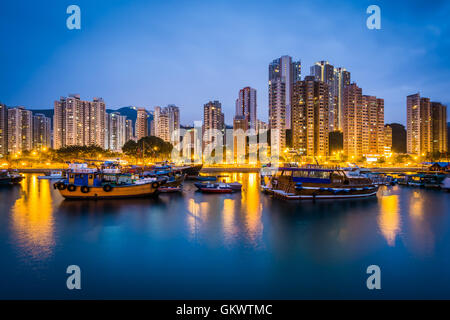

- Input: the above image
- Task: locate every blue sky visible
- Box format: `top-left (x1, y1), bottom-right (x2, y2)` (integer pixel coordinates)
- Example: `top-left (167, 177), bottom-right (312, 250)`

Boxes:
top-left (1, 0), bottom-right (449, 125)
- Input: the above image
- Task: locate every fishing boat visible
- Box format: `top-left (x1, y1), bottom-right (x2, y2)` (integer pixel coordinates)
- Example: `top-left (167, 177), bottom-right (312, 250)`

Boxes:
top-left (194, 180), bottom-right (241, 191)
top-left (0, 170), bottom-right (24, 185)
top-left (38, 170), bottom-right (65, 179)
top-left (267, 165), bottom-right (379, 200)
top-left (53, 167), bottom-right (166, 199)
top-left (0, 171), bottom-right (12, 186)
top-left (197, 182), bottom-right (234, 194)
top-left (158, 172), bottom-right (186, 193)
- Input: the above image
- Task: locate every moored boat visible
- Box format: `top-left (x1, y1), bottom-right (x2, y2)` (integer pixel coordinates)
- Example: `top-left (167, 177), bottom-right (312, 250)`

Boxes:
top-left (197, 182), bottom-right (233, 193)
top-left (54, 168), bottom-right (166, 199)
top-left (38, 170), bottom-right (65, 179)
top-left (0, 170), bottom-right (24, 185)
top-left (268, 166), bottom-right (379, 200)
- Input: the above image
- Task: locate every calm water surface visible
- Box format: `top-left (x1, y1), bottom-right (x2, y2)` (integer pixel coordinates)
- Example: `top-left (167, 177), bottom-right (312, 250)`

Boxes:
top-left (1, 173), bottom-right (450, 299)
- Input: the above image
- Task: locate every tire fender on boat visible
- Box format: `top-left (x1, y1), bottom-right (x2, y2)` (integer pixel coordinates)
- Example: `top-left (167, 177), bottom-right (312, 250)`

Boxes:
top-left (151, 181), bottom-right (160, 189)
top-left (103, 184), bottom-right (113, 192)
top-left (67, 184), bottom-right (76, 192)
top-left (81, 186), bottom-right (90, 193)
top-left (57, 182), bottom-right (67, 190)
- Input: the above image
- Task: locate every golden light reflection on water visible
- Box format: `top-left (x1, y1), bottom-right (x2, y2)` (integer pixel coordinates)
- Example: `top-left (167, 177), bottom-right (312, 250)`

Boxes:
top-left (222, 198), bottom-right (237, 245)
top-left (408, 190), bottom-right (434, 255)
top-left (186, 198), bottom-right (210, 240)
top-left (241, 173), bottom-right (263, 245)
top-left (11, 175), bottom-right (55, 262)
top-left (186, 172), bottom-right (264, 247)
top-left (378, 194), bottom-right (401, 246)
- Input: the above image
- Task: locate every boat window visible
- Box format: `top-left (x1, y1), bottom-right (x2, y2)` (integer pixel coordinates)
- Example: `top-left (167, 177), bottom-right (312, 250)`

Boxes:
top-left (309, 171), bottom-right (330, 179)
top-left (293, 170), bottom-right (309, 178)
top-left (283, 170), bottom-right (292, 176)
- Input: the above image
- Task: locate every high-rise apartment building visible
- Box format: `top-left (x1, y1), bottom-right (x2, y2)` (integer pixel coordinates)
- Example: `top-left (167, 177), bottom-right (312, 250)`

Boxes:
top-left (135, 108), bottom-right (148, 141)
top-left (310, 61), bottom-right (350, 132)
top-left (106, 112), bottom-right (127, 151)
top-left (362, 95), bottom-right (385, 155)
top-left (203, 100), bottom-right (225, 146)
top-left (406, 93), bottom-right (446, 156)
top-left (291, 76), bottom-right (329, 156)
top-left (384, 125), bottom-right (393, 155)
top-left (431, 102), bottom-right (448, 154)
top-left (236, 87), bottom-right (257, 130)
top-left (256, 120), bottom-right (268, 133)
top-left (268, 55), bottom-right (301, 149)
top-left (54, 94), bottom-right (106, 149)
top-left (154, 105), bottom-right (180, 143)
top-left (32, 113), bottom-right (51, 150)
top-left (233, 115), bottom-right (248, 163)
top-left (125, 119), bottom-right (134, 142)
top-left (343, 84), bottom-right (384, 158)
top-left (0, 103), bottom-right (7, 157)
top-left (334, 67), bottom-right (351, 131)
top-left (7, 107), bottom-right (33, 154)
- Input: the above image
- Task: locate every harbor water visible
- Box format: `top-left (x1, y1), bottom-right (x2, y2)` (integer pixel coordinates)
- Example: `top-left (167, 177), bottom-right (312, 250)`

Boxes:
top-left (0, 173), bottom-right (450, 299)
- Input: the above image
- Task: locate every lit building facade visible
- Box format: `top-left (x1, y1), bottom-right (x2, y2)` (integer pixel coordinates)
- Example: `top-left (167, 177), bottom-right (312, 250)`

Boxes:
top-left (343, 84), bottom-right (384, 158)
top-left (135, 108), bottom-right (148, 141)
top-left (269, 55), bottom-right (301, 149)
top-left (7, 107), bottom-right (33, 154)
top-left (362, 95), bottom-right (385, 155)
top-left (154, 105), bottom-right (180, 143)
top-left (0, 103), bottom-right (7, 157)
top-left (431, 102), bottom-right (448, 154)
top-left (384, 125), bottom-right (393, 155)
top-left (310, 61), bottom-right (350, 132)
top-left (236, 87), bottom-right (257, 130)
top-left (106, 112), bottom-right (127, 151)
top-left (406, 93), bottom-right (446, 156)
top-left (291, 76), bottom-right (329, 156)
top-left (203, 100), bottom-right (225, 147)
top-left (125, 119), bottom-right (134, 142)
top-left (54, 94), bottom-right (106, 149)
top-left (32, 113), bottom-right (51, 150)
top-left (233, 115), bottom-right (248, 163)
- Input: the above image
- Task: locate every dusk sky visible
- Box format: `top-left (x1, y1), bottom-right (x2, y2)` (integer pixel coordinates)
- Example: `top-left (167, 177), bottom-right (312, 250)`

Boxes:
top-left (1, 0), bottom-right (449, 125)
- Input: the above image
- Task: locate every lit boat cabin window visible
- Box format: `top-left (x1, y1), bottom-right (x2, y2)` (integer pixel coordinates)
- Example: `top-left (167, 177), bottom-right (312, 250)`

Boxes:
top-left (292, 170), bottom-right (331, 179)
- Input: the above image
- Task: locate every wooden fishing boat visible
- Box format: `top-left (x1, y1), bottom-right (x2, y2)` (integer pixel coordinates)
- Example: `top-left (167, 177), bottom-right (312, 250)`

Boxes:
top-left (158, 172), bottom-right (185, 193)
top-left (0, 170), bottom-right (24, 185)
top-left (54, 170), bottom-right (166, 199)
top-left (267, 166), bottom-right (379, 200)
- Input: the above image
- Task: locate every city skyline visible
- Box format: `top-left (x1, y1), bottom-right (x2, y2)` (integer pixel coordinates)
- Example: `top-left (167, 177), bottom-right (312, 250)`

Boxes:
top-left (1, 1), bottom-right (450, 125)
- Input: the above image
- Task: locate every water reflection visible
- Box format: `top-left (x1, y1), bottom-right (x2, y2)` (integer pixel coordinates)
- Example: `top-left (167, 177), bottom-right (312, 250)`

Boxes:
top-left (10, 175), bottom-right (55, 263)
top-left (407, 190), bottom-right (435, 256)
top-left (184, 173), bottom-right (264, 248)
top-left (378, 193), bottom-right (401, 246)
